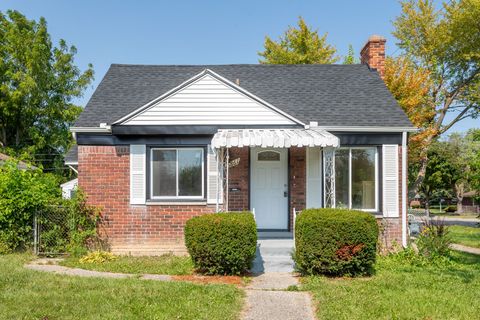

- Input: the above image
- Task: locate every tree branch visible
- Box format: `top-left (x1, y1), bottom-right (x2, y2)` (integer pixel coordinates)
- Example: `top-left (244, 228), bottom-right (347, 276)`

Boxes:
top-left (440, 106), bottom-right (473, 134)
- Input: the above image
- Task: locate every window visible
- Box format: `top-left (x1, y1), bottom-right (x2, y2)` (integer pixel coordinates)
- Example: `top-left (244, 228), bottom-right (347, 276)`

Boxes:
top-left (334, 147), bottom-right (378, 211)
top-left (150, 148), bottom-right (204, 199)
top-left (258, 150), bottom-right (280, 161)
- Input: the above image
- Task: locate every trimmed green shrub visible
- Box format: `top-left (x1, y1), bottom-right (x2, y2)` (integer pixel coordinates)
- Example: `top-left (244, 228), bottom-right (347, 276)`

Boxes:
top-left (294, 208), bottom-right (379, 276)
top-left (184, 212), bottom-right (257, 275)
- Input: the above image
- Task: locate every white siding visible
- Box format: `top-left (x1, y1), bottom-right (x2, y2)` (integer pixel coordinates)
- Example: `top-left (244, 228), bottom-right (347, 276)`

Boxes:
top-left (124, 75), bottom-right (295, 125)
top-left (382, 145), bottom-right (399, 217)
top-left (130, 145), bottom-right (146, 205)
top-left (207, 145), bottom-right (223, 204)
top-left (306, 147), bottom-right (322, 208)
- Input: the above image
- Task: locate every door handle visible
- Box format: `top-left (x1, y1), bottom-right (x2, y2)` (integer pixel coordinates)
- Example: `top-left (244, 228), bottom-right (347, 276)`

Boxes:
top-left (284, 191), bottom-right (288, 197)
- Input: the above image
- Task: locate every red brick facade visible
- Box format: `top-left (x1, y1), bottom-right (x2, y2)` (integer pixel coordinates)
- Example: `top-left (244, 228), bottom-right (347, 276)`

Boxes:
top-left (289, 147), bottom-right (306, 230)
top-left (78, 145), bottom-right (216, 255)
top-left (226, 147), bottom-right (249, 211)
top-left (79, 144), bottom-right (404, 254)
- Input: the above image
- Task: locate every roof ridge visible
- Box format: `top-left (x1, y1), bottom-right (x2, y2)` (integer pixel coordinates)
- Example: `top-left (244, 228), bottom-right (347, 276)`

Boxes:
top-left (109, 63), bottom-right (366, 68)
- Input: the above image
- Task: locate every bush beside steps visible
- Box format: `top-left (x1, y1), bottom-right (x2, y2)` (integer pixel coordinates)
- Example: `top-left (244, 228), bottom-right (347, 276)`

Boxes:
top-left (184, 212), bottom-right (257, 275)
top-left (294, 208), bottom-right (379, 277)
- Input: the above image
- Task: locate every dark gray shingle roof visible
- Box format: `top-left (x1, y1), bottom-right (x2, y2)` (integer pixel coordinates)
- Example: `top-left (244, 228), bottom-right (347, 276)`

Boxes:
top-left (65, 145), bottom-right (78, 164)
top-left (75, 64), bottom-right (413, 128)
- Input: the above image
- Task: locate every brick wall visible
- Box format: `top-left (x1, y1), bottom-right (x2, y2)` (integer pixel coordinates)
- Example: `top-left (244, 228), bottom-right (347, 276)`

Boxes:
top-left (289, 147), bottom-right (306, 230)
top-left (78, 145), bottom-right (216, 255)
top-left (227, 147), bottom-right (249, 211)
top-left (79, 144), bottom-right (405, 254)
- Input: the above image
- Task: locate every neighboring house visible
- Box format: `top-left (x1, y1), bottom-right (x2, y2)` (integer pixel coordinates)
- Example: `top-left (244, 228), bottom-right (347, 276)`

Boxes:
top-left (61, 178), bottom-right (78, 199)
top-left (68, 35), bottom-right (416, 254)
top-left (0, 153), bottom-right (37, 170)
top-left (462, 190), bottom-right (479, 213)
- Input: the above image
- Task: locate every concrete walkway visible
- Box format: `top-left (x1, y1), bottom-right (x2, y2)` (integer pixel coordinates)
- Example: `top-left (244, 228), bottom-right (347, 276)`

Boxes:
top-left (25, 259), bottom-right (172, 281)
top-left (242, 232), bottom-right (316, 320)
top-left (451, 244), bottom-right (480, 255)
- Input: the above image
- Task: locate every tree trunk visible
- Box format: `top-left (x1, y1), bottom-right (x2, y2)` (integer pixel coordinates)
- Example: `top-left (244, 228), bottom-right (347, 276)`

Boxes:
top-left (455, 182), bottom-right (464, 214)
top-left (413, 153), bottom-right (429, 198)
top-left (0, 125), bottom-right (6, 147)
top-left (425, 194), bottom-right (430, 217)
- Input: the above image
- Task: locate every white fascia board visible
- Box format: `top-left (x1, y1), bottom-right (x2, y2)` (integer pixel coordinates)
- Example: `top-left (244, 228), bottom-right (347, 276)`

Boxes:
top-left (317, 126), bottom-right (418, 133)
top-left (70, 127), bottom-right (112, 133)
top-left (113, 69), bottom-right (305, 127)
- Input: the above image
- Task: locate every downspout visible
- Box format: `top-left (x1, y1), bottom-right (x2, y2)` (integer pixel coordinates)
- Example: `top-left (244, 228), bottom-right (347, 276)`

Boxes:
top-left (402, 132), bottom-right (408, 247)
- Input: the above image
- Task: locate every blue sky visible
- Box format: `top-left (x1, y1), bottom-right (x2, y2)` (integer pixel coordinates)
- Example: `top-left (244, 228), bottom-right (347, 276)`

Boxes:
top-left (1, 0), bottom-right (477, 133)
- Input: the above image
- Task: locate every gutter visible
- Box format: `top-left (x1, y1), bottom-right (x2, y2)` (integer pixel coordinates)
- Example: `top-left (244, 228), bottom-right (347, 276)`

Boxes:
top-left (317, 126), bottom-right (419, 133)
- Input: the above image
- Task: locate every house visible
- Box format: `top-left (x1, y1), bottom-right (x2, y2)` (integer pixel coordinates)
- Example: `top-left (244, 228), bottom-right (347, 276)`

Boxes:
top-left (67, 35), bottom-right (416, 254)
top-left (61, 178), bottom-right (78, 199)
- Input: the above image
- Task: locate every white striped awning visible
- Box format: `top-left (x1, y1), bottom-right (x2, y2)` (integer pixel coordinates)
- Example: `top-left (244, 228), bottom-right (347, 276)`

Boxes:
top-left (211, 128), bottom-right (339, 148)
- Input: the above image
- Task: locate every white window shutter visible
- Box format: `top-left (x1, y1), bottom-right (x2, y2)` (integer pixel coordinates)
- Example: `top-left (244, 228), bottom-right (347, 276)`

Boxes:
top-left (383, 145), bottom-right (399, 217)
top-left (130, 145), bottom-right (146, 205)
top-left (207, 145), bottom-right (223, 204)
top-left (306, 147), bottom-right (322, 208)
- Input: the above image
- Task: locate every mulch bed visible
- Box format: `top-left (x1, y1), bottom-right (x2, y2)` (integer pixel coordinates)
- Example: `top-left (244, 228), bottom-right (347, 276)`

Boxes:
top-left (172, 274), bottom-right (246, 286)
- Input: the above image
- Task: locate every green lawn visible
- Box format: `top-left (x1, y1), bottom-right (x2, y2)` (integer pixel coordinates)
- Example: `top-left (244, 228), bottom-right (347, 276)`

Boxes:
top-left (0, 254), bottom-right (243, 320)
top-left (450, 225), bottom-right (480, 248)
top-left (61, 254), bottom-right (194, 275)
top-left (303, 251), bottom-right (480, 320)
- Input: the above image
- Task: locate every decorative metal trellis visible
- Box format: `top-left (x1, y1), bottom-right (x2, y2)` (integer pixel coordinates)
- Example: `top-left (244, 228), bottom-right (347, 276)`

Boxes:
top-left (323, 147), bottom-right (335, 208)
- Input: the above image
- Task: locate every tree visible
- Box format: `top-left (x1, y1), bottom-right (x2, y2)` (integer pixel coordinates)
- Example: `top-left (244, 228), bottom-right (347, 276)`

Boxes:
top-left (343, 44), bottom-right (359, 64)
top-left (0, 10), bottom-right (94, 174)
top-left (442, 130), bottom-right (480, 213)
top-left (418, 142), bottom-right (456, 215)
top-left (391, 0), bottom-right (480, 196)
top-left (384, 56), bottom-right (436, 165)
top-left (259, 17), bottom-right (339, 64)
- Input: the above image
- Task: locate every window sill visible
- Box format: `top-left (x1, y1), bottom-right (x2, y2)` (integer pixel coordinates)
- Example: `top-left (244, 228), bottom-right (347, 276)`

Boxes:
top-left (146, 200), bottom-right (208, 206)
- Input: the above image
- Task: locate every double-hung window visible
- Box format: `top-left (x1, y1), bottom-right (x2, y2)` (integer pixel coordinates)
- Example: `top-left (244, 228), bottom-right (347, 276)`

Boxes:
top-left (334, 147), bottom-right (378, 211)
top-left (150, 148), bottom-right (204, 199)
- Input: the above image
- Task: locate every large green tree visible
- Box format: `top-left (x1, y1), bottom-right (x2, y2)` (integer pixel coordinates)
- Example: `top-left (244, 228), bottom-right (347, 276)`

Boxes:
top-left (259, 17), bottom-right (339, 64)
top-left (441, 130), bottom-right (480, 213)
top-left (391, 0), bottom-right (480, 195)
top-left (0, 10), bottom-right (93, 174)
top-left (417, 142), bottom-right (456, 215)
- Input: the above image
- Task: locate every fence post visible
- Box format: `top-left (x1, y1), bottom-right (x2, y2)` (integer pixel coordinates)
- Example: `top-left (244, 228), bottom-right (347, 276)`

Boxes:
top-left (33, 210), bottom-right (38, 255)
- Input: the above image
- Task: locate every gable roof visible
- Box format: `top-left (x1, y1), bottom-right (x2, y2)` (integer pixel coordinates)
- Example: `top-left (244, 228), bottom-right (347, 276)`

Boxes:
top-left (65, 144), bottom-right (78, 165)
top-left (74, 64), bottom-right (414, 129)
top-left (117, 69), bottom-right (302, 126)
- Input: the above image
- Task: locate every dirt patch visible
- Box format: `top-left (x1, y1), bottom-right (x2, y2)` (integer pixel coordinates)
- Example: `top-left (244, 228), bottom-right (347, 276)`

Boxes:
top-left (172, 274), bottom-right (246, 286)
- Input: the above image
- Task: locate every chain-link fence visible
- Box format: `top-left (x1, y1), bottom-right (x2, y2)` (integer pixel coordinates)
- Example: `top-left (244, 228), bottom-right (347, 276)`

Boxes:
top-left (34, 206), bottom-right (70, 255)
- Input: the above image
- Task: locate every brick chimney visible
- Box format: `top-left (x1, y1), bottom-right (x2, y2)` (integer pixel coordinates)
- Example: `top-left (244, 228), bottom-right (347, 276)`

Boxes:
top-left (360, 35), bottom-right (386, 79)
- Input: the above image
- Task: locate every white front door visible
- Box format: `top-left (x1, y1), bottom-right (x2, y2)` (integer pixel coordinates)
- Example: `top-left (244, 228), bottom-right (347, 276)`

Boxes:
top-left (250, 148), bottom-right (288, 230)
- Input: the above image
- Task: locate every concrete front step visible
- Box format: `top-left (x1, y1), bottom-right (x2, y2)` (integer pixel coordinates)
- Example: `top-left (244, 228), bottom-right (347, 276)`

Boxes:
top-left (252, 238), bottom-right (296, 273)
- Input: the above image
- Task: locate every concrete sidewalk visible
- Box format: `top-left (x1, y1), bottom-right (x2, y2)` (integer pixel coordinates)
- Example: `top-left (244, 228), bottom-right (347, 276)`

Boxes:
top-left (243, 234), bottom-right (316, 320)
